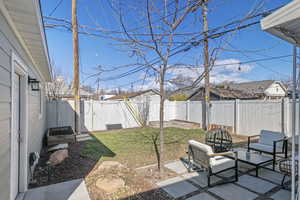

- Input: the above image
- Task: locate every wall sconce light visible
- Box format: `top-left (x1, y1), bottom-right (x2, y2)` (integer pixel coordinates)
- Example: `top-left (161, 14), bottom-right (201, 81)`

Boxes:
top-left (28, 76), bottom-right (40, 91)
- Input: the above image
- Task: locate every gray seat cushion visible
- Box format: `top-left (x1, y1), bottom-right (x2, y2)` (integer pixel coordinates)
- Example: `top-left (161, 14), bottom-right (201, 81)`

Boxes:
top-left (249, 143), bottom-right (282, 153)
top-left (260, 130), bottom-right (284, 149)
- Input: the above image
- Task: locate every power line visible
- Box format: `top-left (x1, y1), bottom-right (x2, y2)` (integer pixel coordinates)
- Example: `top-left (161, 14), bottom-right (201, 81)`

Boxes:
top-left (97, 20), bottom-right (263, 81)
top-left (49, 0), bottom-right (64, 16)
top-left (97, 54), bottom-right (293, 91)
top-left (223, 41), bottom-right (290, 77)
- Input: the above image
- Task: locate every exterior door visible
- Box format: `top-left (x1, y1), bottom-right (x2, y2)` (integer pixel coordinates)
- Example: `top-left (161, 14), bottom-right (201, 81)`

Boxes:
top-left (11, 72), bottom-right (20, 200)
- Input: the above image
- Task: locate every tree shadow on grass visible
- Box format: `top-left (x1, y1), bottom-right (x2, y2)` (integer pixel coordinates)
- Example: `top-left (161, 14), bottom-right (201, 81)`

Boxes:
top-left (80, 134), bottom-right (116, 160)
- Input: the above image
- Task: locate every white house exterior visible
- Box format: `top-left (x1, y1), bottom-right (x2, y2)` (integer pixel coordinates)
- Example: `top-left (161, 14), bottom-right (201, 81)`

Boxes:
top-left (0, 0), bottom-right (51, 200)
top-left (264, 81), bottom-right (286, 98)
top-left (228, 80), bottom-right (287, 99)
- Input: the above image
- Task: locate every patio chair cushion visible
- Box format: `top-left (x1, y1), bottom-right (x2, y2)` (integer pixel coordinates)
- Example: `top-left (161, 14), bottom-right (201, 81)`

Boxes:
top-left (259, 130), bottom-right (284, 149)
top-left (210, 156), bottom-right (235, 173)
top-left (188, 140), bottom-right (214, 155)
top-left (249, 143), bottom-right (282, 153)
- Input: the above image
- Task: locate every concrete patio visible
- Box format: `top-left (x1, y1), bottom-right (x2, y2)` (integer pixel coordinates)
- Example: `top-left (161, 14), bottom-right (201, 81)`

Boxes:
top-left (21, 179), bottom-right (90, 200)
top-left (157, 159), bottom-right (291, 200)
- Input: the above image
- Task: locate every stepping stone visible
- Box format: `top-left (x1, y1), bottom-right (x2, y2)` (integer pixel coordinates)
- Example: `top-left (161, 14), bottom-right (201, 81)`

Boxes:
top-left (76, 134), bottom-right (93, 142)
top-left (156, 177), bottom-right (198, 198)
top-left (208, 183), bottom-right (257, 200)
top-left (164, 160), bottom-right (188, 174)
top-left (97, 161), bottom-right (125, 171)
top-left (96, 177), bottom-right (125, 193)
top-left (271, 189), bottom-right (291, 200)
top-left (187, 192), bottom-right (217, 200)
top-left (182, 172), bottom-right (221, 187)
top-left (250, 168), bottom-right (288, 185)
top-left (236, 175), bottom-right (276, 194)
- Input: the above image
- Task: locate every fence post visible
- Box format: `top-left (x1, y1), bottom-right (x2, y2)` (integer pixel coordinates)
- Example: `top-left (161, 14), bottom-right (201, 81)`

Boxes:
top-left (186, 100), bottom-right (190, 121)
top-left (234, 99), bottom-right (240, 135)
top-left (286, 98), bottom-right (291, 137)
top-left (281, 98), bottom-right (285, 135)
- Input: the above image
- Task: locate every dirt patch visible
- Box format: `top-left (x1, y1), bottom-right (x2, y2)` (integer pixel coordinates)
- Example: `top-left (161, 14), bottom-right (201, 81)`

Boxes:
top-left (30, 141), bottom-right (98, 188)
top-left (31, 141), bottom-right (177, 200)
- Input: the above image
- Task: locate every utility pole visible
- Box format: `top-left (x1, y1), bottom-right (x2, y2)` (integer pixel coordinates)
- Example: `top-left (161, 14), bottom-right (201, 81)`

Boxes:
top-left (202, 0), bottom-right (209, 130)
top-left (72, 0), bottom-right (80, 134)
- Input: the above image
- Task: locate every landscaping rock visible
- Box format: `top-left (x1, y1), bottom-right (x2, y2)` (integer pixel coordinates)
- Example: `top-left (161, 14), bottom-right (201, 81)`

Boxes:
top-left (48, 143), bottom-right (68, 152)
top-left (48, 149), bottom-right (68, 165)
top-left (95, 178), bottom-right (125, 193)
top-left (97, 161), bottom-right (125, 171)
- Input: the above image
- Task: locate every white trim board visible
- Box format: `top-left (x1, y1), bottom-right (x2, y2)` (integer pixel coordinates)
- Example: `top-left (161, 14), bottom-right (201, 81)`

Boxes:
top-left (10, 52), bottom-right (29, 200)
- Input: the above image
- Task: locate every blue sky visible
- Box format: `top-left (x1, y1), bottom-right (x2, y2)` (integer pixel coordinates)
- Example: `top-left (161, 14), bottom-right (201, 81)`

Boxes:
top-left (41, 0), bottom-right (293, 91)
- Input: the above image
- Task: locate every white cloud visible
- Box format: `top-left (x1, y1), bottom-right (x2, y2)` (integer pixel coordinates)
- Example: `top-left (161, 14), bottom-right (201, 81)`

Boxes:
top-left (131, 58), bottom-right (255, 90)
top-left (168, 58), bottom-right (254, 85)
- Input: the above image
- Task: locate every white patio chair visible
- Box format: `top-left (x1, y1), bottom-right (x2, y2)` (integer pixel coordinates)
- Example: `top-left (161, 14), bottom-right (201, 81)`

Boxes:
top-left (187, 140), bottom-right (238, 187)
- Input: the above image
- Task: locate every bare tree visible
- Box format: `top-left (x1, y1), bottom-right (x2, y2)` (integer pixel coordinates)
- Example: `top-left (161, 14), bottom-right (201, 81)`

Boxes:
top-left (43, 0), bottom-right (275, 172)
top-left (46, 65), bottom-right (70, 100)
top-left (100, 0), bottom-right (202, 172)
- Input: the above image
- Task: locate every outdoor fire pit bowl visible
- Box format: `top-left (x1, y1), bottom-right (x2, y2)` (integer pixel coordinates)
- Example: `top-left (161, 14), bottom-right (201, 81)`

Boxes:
top-left (47, 126), bottom-right (76, 146)
top-left (205, 128), bottom-right (232, 153)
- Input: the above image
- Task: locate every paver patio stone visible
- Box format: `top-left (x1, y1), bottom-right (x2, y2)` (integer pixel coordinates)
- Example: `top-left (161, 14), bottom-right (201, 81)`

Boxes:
top-left (24, 179), bottom-right (90, 200)
top-left (249, 168), bottom-right (289, 184)
top-left (164, 160), bottom-right (188, 174)
top-left (186, 192), bottom-right (217, 200)
top-left (217, 169), bottom-right (236, 178)
top-left (182, 171), bottom-right (221, 187)
top-left (236, 175), bottom-right (276, 194)
top-left (156, 177), bottom-right (198, 198)
top-left (271, 189), bottom-right (291, 200)
top-left (208, 183), bottom-right (258, 200)
top-left (238, 162), bottom-right (257, 173)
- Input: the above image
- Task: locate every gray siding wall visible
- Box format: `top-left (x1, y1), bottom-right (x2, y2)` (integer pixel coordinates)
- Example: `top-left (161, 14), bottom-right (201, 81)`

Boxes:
top-left (0, 11), bottom-right (47, 200)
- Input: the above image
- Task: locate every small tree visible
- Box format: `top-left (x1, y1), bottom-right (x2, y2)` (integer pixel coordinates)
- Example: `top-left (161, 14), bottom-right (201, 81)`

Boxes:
top-left (99, 0), bottom-right (202, 172)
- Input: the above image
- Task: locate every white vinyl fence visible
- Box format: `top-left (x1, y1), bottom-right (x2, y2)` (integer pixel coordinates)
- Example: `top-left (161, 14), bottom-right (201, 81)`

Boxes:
top-left (47, 99), bottom-right (299, 137)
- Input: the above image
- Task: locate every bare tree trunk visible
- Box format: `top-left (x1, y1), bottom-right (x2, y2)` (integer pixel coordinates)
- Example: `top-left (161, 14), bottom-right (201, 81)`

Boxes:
top-left (202, 1), bottom-right (209, 131)
top-left (159, 75), bottom-right (165, 173)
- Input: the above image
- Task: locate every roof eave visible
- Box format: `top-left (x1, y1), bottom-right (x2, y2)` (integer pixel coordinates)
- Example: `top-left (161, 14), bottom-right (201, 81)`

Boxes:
top-left (1, 0), bottom-right (52, 81)
top-left (261, 0), bottom-right (300, 46)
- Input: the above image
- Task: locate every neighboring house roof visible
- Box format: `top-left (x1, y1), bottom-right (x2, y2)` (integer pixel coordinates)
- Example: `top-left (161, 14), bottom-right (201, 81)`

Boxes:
top-left (1, 0), bottom-right (52, 81)
top-left (227, 80), bottom-right (287, 95)
top-left (188, 87), bottom-right (259, 100)
top-left (106, 90), bottom-right (159, 100)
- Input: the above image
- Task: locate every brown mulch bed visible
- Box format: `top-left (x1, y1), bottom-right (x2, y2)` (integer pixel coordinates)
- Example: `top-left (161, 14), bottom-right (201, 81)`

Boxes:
top-left (30, 141), bottom-right (98, 188)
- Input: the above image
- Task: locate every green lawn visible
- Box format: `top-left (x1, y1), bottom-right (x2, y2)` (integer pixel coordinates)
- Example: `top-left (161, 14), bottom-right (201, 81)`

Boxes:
top-left (80, 127), bottom-right (206, 168)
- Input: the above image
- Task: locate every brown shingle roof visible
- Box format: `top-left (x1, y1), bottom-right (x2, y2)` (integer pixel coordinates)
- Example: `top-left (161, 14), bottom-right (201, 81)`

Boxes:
top-left (210, 87), bottom-right (259, 99)
top-left (188, 87), bottom-right (259, 100)
top-left (227, 80), bottom-right (275, 94)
